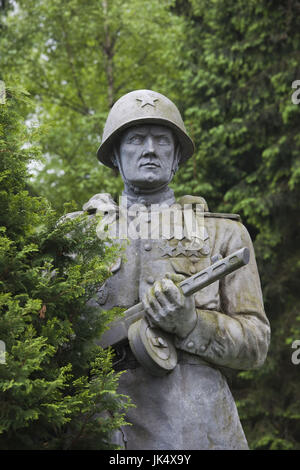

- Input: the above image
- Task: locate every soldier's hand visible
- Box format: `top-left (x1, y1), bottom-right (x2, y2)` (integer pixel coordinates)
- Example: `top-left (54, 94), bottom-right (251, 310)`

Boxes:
top-left (142, 273), bottom-right (197, 339)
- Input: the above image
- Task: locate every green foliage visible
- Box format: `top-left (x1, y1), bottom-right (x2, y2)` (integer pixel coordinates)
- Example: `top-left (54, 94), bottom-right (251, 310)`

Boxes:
top-left (1, 0), bottom-right (185, 213)
top-left (174, 0), bottom-right (300, 450)
top-left (0, 88), bottom-right (131, 449)
top-left (1, 0), bottom-right (300, 451)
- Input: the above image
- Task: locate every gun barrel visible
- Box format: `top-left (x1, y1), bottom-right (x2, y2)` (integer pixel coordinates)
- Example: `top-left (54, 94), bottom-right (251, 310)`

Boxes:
top-left (179, 247), bottom-right (249, 296)
top-left (99, 247), bottom-right (250, 349)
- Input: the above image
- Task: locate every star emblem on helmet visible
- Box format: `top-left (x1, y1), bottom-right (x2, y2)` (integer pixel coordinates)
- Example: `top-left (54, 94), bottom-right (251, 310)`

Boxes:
top-left (136, 96), bottom-right (159, 108)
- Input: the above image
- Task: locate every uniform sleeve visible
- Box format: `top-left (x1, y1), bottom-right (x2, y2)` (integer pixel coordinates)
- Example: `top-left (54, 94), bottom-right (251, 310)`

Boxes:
top-left (175, 221), bottom-right (271, 370)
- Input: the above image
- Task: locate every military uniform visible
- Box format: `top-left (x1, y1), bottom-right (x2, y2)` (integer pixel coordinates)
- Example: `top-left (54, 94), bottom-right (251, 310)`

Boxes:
top-left (71, 88), bottom-right (270, 450)
top-left (82, 191), bottom-right (270, 450)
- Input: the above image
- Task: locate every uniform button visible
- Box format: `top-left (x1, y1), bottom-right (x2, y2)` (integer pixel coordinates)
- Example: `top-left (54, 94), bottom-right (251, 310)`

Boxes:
top-left (200, 245), bottom-right (210, 256)
top-left (146, 276), bottom-right (155, 285)
top-left (199, 345), bottom-right (206, 352)
top-left (144, 243), bottom-right (152, 251)
top-left (211, 253), bottom-right (222, 264)
top-left (187, 341), bottom-right (194, 349)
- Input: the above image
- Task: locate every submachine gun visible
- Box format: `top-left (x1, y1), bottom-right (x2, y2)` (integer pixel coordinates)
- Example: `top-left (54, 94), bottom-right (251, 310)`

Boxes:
top-left (99, 247), bottom-right (250, 376)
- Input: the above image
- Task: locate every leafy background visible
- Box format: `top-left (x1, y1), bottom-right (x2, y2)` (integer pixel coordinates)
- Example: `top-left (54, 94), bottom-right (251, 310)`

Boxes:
top-left (1, 0), bottom-right (300, 449)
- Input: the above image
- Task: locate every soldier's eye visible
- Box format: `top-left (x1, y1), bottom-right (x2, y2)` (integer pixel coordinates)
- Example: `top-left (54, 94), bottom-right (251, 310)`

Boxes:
top-left (156, 136), bottom-right (171, 145)
top-left (128, 135), bottom-right (144, 144)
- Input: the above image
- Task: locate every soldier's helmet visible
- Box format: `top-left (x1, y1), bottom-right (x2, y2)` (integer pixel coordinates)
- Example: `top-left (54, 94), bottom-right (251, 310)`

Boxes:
top-left (97, 89), bottom-right (194, 169)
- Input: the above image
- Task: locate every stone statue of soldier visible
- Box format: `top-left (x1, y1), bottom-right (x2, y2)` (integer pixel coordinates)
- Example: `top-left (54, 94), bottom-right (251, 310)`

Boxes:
top-left (80, 90), bottom-right (270, 450)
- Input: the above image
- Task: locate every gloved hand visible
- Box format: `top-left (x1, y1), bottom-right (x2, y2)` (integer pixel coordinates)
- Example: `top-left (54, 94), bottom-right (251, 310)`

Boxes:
top-left (142, 272), bottom-right (197, 339)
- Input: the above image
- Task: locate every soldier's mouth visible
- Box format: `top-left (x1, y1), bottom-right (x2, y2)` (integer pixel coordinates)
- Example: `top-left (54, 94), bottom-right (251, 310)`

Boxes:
top-left (140, 162), bottom-right (161, 168)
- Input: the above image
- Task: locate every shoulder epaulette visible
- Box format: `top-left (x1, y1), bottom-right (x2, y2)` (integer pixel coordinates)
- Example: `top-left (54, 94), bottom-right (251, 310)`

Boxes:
top-left (204, 212), bottom-right (241, 222)
top-left (177, 195), bottom-right (209, 211)
top-left (177, 195), bottom-right (241, 221)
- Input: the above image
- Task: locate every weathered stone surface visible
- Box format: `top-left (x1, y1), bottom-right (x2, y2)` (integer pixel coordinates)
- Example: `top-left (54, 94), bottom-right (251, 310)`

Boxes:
top-left (79, 90), bottom-right (270, 450)
top-left (114, 363), bottom-right (249, 450)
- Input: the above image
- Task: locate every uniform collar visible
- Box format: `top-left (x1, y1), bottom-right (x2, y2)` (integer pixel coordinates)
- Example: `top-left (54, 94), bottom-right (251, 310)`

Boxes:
top-left (121, 186), bottom-right (176, 208)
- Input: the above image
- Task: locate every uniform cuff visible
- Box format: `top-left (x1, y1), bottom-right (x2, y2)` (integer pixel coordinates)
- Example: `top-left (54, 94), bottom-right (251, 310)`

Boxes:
top-left (174, 309), bottom-right (218, 356)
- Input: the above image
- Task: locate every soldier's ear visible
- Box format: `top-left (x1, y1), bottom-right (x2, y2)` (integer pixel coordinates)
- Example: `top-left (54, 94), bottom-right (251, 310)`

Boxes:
top-left (172, 144), bottom-right (182, 175)
top-left (112, 145), bottom-right (120, 169)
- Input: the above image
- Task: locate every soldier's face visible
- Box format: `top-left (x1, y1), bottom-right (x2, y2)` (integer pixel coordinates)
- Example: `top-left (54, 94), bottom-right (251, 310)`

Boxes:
top-left (117, 124), bottom-right (177, 190)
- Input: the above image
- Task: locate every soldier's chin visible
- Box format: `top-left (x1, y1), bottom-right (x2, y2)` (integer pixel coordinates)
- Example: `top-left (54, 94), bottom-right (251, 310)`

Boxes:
top-left (130, 174), bottom-right (168, 189)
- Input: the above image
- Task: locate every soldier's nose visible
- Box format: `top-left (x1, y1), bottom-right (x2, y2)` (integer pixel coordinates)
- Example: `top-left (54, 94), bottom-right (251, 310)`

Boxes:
top-left (143, 136), bottom-right (155, 155)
